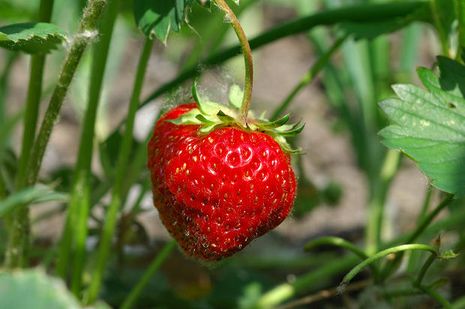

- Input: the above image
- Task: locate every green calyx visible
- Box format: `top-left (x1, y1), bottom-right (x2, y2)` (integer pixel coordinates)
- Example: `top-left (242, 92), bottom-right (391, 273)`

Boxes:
top-left (169, 82), bottom-right (304, 153)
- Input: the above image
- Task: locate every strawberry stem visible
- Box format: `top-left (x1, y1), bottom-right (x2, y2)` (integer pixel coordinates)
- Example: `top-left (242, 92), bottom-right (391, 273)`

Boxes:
top-left (4, 0), bottom-right (55, 270)
top-left (213, 0), bottom-right (254, 122)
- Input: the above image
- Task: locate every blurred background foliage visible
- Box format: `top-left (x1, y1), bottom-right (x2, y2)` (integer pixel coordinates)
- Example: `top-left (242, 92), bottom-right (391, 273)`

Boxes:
top-left (1, 0), bottom-right (465, 308)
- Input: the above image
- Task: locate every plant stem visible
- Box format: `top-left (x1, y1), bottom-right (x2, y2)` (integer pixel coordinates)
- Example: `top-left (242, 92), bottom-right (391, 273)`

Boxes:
top-left (255, 255), bottom-right (358, 308)
top-left (4, 0), bottom-right (106, 270)
top-left (140, 1), bottom-right (427, 109)
top-left (365, 150), bottom-right (400, 255)
top-left (276, 279), bottom-right (371, 309)
top-left (304, 236), bottom-right (380, 279)
top-left (4, 0), bottom-right (55, 269)
top-left (416, 284), bottom-right (452, 308)
top-left (85, 38), bottom-right (154, 304)
top-left (213, 0), bottom-right (253, 120)
top-left (418, 185), bottom-right (433, 222)
top-left (26, 0), bottom-right (107, 187)
top-left (399, 23), bottom-right (422, 79)
top-left (54, 0), bottom-right (121, 294)
top-left (406, 185), bottom-right (434, 272)
top-left (430, 0), bottom-right (450, 56)
top-left (271, 34), bottom-right (347, 120)
top-left (305, 236), bottom-right (370, 261)
top-left (456, 0), bottom-right (465, 61)
top-left (341, 244), bottom-right (437, 286)
top-left (415, 252), bottom-right (436, 286)
top-left (107, 1), bottom-right (426, 185)
top-left (254, 205), bottom-right (465, 308)
top-left (407, 194), bottom-right (454, 243)
top-left (181, 0), bottom-right (258, 71)
top-left (0, 53), bottom-right (18, 124)
top-left (121, 241), bottom-right (177, 309)
top-left (0, 172), bottom-right (6, 199)
top-left (381, 193), bottom-right (455, 281)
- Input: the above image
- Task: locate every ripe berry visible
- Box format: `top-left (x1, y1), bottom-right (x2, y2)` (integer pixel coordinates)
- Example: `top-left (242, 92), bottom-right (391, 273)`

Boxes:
top-left (148, 87), bottom-right (302, 261)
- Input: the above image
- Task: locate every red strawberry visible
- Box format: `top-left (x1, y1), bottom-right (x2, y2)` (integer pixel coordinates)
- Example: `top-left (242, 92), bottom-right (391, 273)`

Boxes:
top-left (148, 87), bottom-right (302, 261)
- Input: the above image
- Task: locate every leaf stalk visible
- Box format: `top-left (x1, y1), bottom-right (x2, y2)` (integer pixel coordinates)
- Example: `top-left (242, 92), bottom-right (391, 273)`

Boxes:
top-left (213, 0), bottom-right (254, 121)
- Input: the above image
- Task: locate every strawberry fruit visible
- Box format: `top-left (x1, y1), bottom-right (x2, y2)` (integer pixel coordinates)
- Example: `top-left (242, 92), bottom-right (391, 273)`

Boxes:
top-left (148, 85), bottom-right (303, 261)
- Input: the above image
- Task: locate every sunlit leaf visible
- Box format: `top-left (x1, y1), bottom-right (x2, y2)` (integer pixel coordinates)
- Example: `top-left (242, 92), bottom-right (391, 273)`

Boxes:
top-left (0, 269), bottom-right (80, 309)
top-left (0, 185), bottom-right (68, 217)
top-left (379, 57), bottom-right (465, 196)
top-left (0, 22), bottom-right (66, 54)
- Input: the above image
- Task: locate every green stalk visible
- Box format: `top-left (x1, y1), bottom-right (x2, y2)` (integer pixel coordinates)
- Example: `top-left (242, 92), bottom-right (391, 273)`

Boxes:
top-left (430, 0), bottom-right (450, 56)
top-left (415, 252), bottom-right (436, 286)
top-left (341, 36), bottom-right (381, 186)
top-left (120, 241), bottom-right (177, 309)
top-left (407, 194), bottom-right (454, 243)
top-left (55, 0), bottom-right (122, 294)
top-left (0, 173), bottom-right (6, 199)
top-left (304, 236), bottom-right (380, 279)
top-left (305, 236), bottom-right (369, 261)
top-left (399, 23), bottom-right (422, 79)
top-left (456, 0), bottom-right (465, 60)
top-left (246, 203), bottom-right (465, 308)
top-left (341, 244), bottom-right (437, 286)
top-left (85, 38), bottom-right (154, 304)
top-left (417, 186), bottom-right (434, 222)
top-left (213, 0), bottom-right (254, 120)
top-left (306, 29), bottom-right (366, 172)
top-left (365, 150), bottom-right (401, 255)
top-left (181, 0), bottom-right (258, 71)
top-left (416, 284), bottom-right (452, 308)
top-left (271, 34), bottom-right (347, 120)
top-left (10, 0), bottom-right (107, 269)
top-left (103, 2), bottom-right (426, 201)
top-left (255, 255), bottom-right (359, 308)
top-left (380, 194), bottom-right (454, 281)
top-left (140, 1), bottom-right (428, 108)
top-left (4, 0), bottom-right (55, 269)
top-left (0, 53), bottom-right (18, 124)
top-left (26, 0), bottom-right (107, 187)
top-left (406, 185), bottom-right (433, 272)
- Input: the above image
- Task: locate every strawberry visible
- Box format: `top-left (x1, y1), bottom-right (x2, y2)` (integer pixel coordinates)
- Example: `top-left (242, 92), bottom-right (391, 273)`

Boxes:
top-left (147, 85), bottom-right (303, 261)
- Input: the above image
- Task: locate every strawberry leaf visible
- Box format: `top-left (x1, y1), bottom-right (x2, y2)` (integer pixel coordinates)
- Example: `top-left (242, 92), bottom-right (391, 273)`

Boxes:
top-left (0, 269), bottom-right (80, 309)
top-left (379, 57), bottom-right (465, 197)
top-left (0, 22), bottom-right (66, 54)
top-left (133, 0), bottom-right (212, 43)
top-left (134, 0), bottom-right (188, 43)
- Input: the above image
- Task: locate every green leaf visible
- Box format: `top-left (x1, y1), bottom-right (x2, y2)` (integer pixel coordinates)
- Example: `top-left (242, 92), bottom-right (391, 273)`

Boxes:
top-left (0, 111), bottom-right (22, 163)
top-left (0, 22), bottom-right (66, 54)
top-left (379, 57), bottom-right (465, 197)
top-left (0, 269), bottom-right (81, 309)
top-left (0, 185), bottom-right (68, 218)
top-left (133, 0), bottom-right (190, 43)
top-left (341, 19), bottom-right (411, 40)
top-left (340, 5), bottom-right (429, 40)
